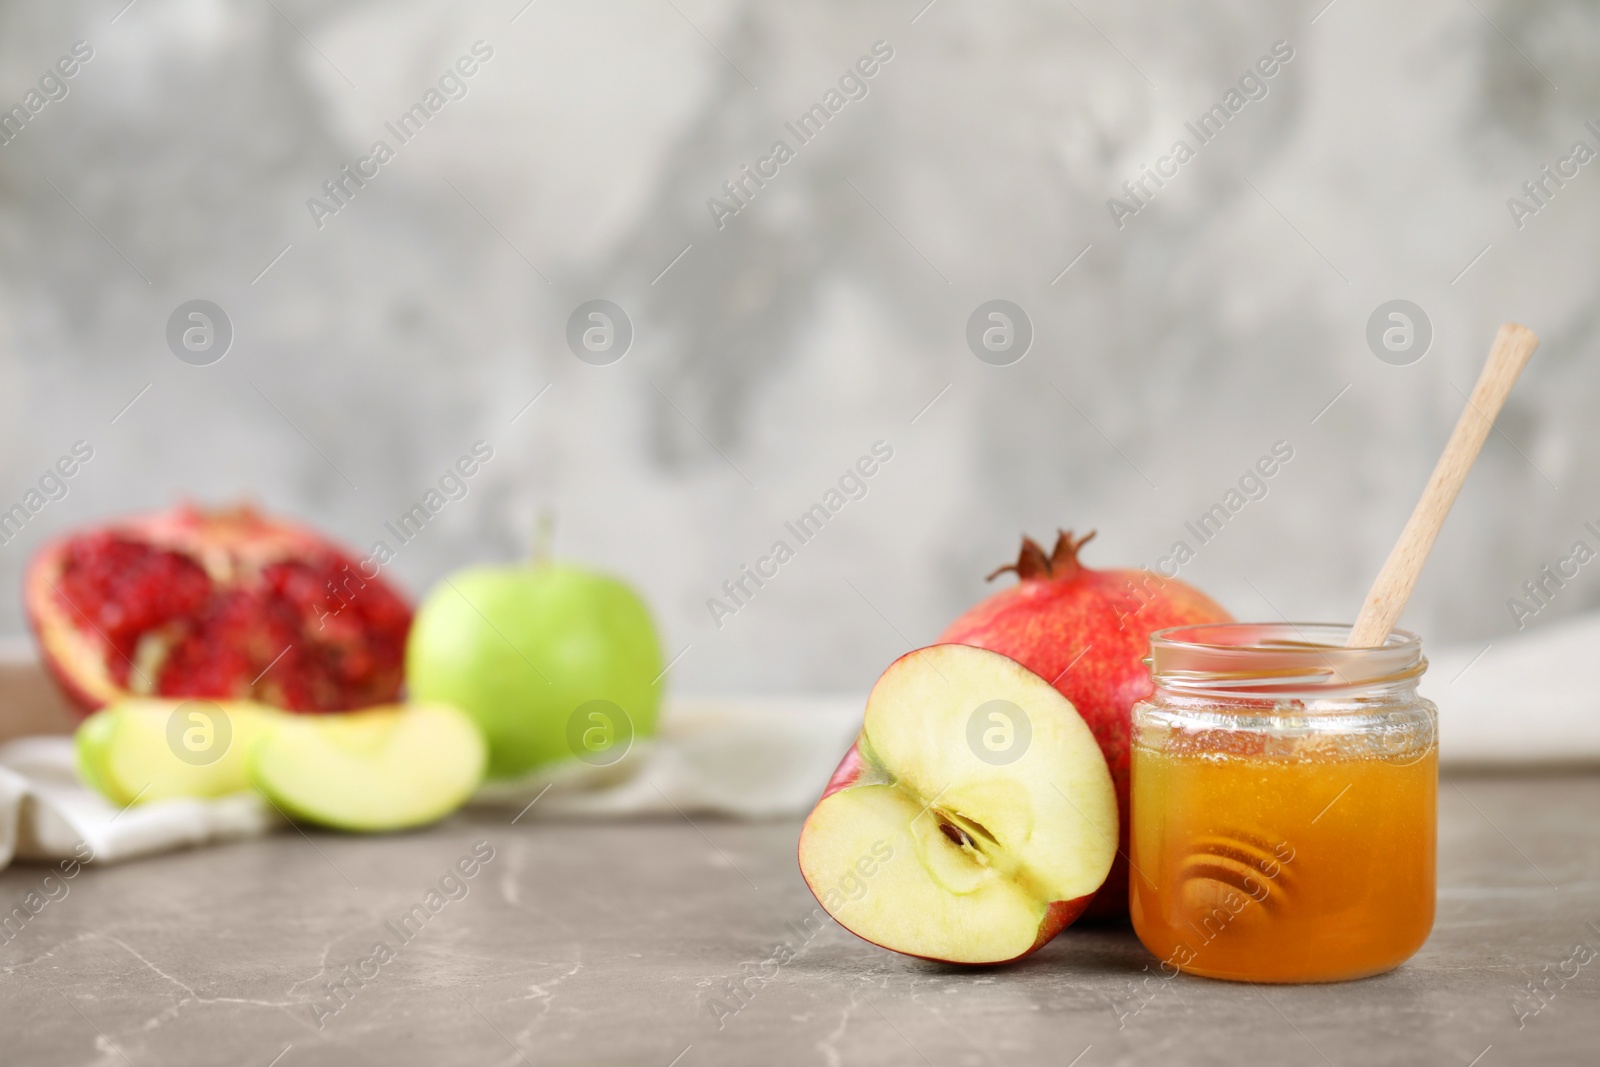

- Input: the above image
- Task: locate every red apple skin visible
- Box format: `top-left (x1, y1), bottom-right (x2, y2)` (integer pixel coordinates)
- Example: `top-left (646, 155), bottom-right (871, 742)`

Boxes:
top-left (1028, 897), bottom-right (1093, 954)
top-left (799, 734), bottom-right (1094, 966)
top-left (937, 531), bottom-right (1231, 919)
top-left (819, 744), bottom-right (868, 801)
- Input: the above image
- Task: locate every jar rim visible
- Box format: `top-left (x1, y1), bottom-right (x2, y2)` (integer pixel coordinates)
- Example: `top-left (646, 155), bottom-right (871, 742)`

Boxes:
top-left (1147, 621), bottom-right (1426, 696)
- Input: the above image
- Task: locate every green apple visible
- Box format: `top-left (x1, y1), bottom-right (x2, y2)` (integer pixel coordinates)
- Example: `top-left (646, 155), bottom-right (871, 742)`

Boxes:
top-left (77, 698), bottom-right (283, 805)
top-left (249, 703), bottom-right (485, 832)
top-left (406, 562), bottom-right (664, 779)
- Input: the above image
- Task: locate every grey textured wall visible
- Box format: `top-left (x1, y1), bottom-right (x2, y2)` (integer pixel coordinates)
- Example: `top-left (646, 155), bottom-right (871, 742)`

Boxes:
top-left (1, 0), bottom-right (1595, 694)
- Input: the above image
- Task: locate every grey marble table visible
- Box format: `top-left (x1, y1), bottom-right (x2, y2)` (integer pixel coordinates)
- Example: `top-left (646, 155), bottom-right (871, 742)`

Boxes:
top-left (2, 771), bottom-right (1597, 1067)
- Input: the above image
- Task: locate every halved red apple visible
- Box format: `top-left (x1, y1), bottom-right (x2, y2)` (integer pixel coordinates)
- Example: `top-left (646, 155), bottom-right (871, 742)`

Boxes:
top-left (798, 644), bottom-right (1117, 964)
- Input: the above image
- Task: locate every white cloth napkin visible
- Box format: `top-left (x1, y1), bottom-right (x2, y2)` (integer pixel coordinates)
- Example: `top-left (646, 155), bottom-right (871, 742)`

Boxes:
top-left (0, 736), bottom-right (280, 871)
top-left (1423, 612), bottom-right (1600, 763)
top-left (0, 697), bottom-right (863, 872)
top-left (472, 697), bottom-right (861, 817)
top-left (0, 614), bottom-right (1594, 872)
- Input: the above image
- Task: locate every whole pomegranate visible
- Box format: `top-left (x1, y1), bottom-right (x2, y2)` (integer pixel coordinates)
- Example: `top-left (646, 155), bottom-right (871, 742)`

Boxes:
top-left (26, 503), bottom-right (412, 715)
top-left (938, 530), bottom-right (1232, 919)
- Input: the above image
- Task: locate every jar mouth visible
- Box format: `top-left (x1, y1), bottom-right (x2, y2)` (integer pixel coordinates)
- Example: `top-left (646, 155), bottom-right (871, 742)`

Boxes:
top-left (1148, 622), bottom-right (1426, 697)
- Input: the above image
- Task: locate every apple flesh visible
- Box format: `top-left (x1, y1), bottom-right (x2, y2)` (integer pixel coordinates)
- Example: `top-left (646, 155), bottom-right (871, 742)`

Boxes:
top-left (406, 562), bottom-right (664, 779)
top-left (798, 644), bottom-right (1118, 964)
top-left (77, 699), bottom-right (282, 805)
top-left (249, 703), bottom-right (485, 832)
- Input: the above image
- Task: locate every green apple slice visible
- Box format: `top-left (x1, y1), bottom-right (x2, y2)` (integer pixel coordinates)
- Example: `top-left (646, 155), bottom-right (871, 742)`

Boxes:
top-left (74, 707), bottom-right (120, 803)
top-left (249, 704), bottom-right (486, 832)
top-left (100, 699), bottom-right (281, 804)
top-left (798, 644), bottom-right (1118, 964)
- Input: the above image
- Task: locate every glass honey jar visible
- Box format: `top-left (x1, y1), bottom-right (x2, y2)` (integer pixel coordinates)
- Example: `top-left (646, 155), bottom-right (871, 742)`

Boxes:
top-left (1129, 622), bottom-right (1437, 983)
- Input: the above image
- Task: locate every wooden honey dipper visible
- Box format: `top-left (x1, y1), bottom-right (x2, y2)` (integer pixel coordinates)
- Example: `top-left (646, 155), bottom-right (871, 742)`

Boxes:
top-left (1171, 323), bottom-right (1541, 929)
top-left (1347, 322), bottom-right (1540, 648)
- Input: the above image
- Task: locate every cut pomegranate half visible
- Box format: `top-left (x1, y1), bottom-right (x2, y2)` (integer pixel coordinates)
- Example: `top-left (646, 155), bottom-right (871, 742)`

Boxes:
top-left (26, 503), bottom-right (412, 716)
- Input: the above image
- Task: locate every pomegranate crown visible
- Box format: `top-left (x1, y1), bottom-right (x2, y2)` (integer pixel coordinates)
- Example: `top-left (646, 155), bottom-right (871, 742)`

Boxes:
top-left (986, 529), bottom-right (1096, 583)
